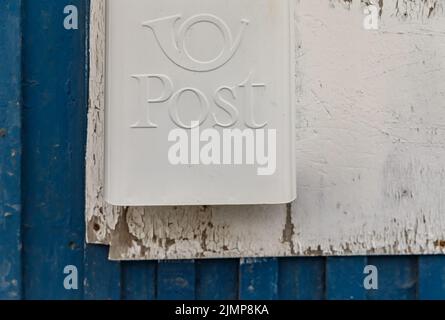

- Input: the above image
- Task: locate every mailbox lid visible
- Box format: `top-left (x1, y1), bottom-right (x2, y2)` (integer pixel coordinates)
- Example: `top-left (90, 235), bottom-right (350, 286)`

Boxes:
top-left (105, 0), bottom-right (296, 206)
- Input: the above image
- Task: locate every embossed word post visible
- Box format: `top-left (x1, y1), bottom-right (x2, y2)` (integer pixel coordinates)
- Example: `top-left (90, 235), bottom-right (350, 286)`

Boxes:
top-left (105, 0), bottom-right (296, 206)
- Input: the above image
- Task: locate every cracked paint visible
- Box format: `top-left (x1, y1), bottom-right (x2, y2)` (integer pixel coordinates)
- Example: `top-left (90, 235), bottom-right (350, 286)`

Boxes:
top-left (87, 0), bottom-right (445, 260)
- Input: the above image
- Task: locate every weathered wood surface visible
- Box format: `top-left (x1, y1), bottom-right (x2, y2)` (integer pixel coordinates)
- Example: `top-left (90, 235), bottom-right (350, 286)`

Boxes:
top-left (0, 0), bottom-right (23, 299)
top-left (87, 0), bottom-right (445, 260)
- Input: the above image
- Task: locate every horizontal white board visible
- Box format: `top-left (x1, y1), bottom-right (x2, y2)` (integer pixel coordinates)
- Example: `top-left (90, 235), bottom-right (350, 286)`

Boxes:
top-left (87, 0), bottom-right (445, 260)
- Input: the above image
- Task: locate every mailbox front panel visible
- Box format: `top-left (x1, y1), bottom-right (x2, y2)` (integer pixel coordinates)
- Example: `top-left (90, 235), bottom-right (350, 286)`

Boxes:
top-left (105, 0), bottom-right (296, 206)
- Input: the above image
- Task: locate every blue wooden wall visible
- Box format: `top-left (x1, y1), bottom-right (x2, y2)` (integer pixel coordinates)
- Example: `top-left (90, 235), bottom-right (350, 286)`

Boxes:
top-left (1, 0), bottom-right (445, 300)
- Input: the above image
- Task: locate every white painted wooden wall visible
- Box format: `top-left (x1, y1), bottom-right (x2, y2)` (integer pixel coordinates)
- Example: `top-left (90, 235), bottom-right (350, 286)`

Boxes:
top-left (86, 0), bottom-right (445, 260)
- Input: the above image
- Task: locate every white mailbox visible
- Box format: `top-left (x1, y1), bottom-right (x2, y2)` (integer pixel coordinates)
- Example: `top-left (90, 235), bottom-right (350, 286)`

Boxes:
top-left (105, 0), bottom-right (296, 206)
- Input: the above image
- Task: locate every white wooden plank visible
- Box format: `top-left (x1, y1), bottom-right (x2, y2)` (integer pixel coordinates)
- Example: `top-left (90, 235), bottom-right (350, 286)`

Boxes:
top-left (86, 0), bottom-right (445, 260)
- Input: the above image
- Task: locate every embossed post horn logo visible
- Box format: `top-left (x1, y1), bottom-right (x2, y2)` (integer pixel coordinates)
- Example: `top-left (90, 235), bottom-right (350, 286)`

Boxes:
top-left (143, 14), bottom-right (250, 72)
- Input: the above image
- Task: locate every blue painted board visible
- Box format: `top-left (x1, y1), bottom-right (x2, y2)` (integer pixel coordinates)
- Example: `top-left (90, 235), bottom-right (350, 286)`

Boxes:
top-left (122, 261), bottom-right (157, 300)
top-left (418, 256), bottom-right (445, 300)
top-left (84, 245), bottom-right (121, 300)
top-left (239, 258), bottom-right (278, 300)
top-left (21, 0), bottom-right (88, 299)
top-left (196, 259), bottom-right (239, 300)
top-left (326, 257), bottom-right (368, 300)
top-left (367, 256), bottom-right (418, 300)
top-left (279, 258), bottom-right (325, 300)
top-left (0, 0), bottom-right (23, 301)
top-left (157, 260), bottom-right (196, 300)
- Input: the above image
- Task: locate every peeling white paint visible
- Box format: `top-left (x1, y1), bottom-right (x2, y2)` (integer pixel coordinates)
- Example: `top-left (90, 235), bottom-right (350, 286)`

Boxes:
top-left (291, 0), bottom-right (445, 256)
top-left (86, 0), bottom-right (122, 245)
top-left (87, 0), bottom-right (445, 260)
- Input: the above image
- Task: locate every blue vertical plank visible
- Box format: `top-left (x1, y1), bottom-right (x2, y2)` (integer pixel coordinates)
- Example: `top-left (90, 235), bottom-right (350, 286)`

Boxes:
top-left (0, 0), bottom-right (23, 300)
top-left (367, 256), bottom-right (418, 300)
top-left (239, 258), bottom-right (278, 300)
top-left (278, 258), bottom-right (325, 300)
top-left (196, 259), bottom-right (239, 300)
top-left (22, 0), bottom-right (88, 299)
top-left (157, 261), bottom-right (196, 300)
top-left (122, 261), bottom-right (157, 300)
top-left (418, 256), bottom-right (445, 300)
top-left (326, 257), bottom-right (368, 300)
top-left (84, 245), bottom-right (121, 300)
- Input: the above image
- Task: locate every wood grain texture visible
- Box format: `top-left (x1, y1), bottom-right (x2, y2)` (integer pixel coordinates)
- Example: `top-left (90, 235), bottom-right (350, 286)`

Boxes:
top-left (21, 0), bottom-right (88, 299)
top-left (87, 0), bottom-right (445, 260)
top-left (87, 0), bottom-right (122, 245)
